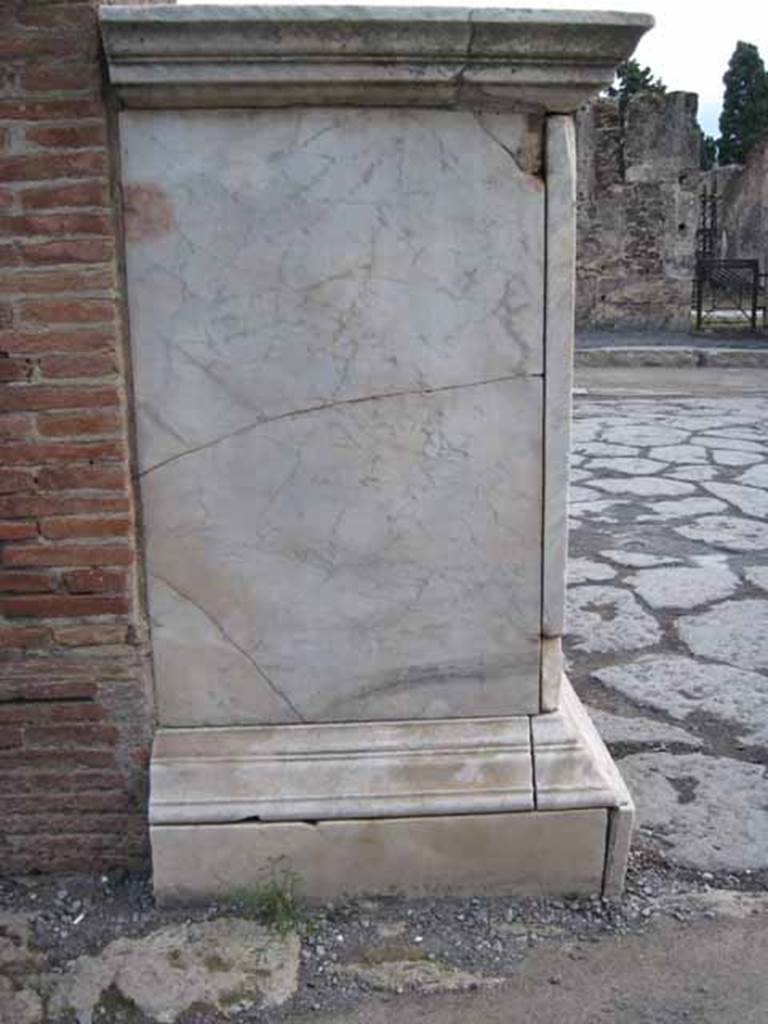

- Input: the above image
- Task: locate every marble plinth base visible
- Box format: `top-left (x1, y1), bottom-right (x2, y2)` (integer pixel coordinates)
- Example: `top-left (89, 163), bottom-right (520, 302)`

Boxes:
top-left (150, 679), bottom-right (633, 904)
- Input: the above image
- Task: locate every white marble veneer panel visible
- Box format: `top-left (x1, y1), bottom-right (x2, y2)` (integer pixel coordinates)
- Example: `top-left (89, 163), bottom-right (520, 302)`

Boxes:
top-left (119, 108), bottom-right (544, 473)
top-left (541, 115), bottom-right (576, 711)
top-left (144, 378), bottom-right (543, 725)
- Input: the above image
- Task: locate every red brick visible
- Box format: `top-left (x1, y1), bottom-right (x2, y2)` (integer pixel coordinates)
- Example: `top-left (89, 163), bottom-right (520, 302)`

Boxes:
top-left (0, 33), bottom-right (94, 61)
top-left (0, 792), bottom-right (134, 814)
top-left (0, 494), bottom-right (129, 518)
top-left (24, 722), bottom-right (119, 747)
top-left (54, 624), bottom-right (129, 646)
top-left (0, 188), bottom-right (16, 210)
top-left (0, 269), bottom-right (113, 297)
top-left (0, 726), bottom-right (23, 749)
top-left (0, 593), bottom-right (130, 617)
top-left (0, 440), bottom-right (124, 465)
top-left (39, 352), bottom-right (118, 379)
top-left (0, 384), bottom-right (119, 412)
top-left (37, 409), bottom-right (122, 437)
top-left (0, 679), bottom-right (95, 702)
top-left (21, 181), bottom-right (109, 211)
top-left (0, 571), bottom-right (55, 593)
top-left (0, 770), bottom-right (122, 793)
top-left (3, 543), bottom-right (133, 567)
top-left (19, 64), bottom-right (101, 94)
top-left (16, 4), bottom-right (97, 31)
top-left (0, 468), bottom-right (36, 494)
top-left (0, 626), bottom-right (51, 648)
top-left (19, 238), bottom-right (113, 266)
top-left (0, 521), bottom-right (37, 541)
top-left (19, 298), bottom-right (116, 326)
top-left (0, 357), bottom-right (34, 383)
top-left (0, 152), bottom-right (107, 185)
top-left (0, 414), bottom-right (33, 438)
top-left (41, 515), bottom-right (131, 540)
top-left (0, 748), bottom-right (113, 769)
top-left (25, 124), bottom-right (107, 150)
top-left (0, 245), bottom-right (21, 268)
top-left (37, 464), bottom-right (126, 491)
top-left (0, 99), bottom-right (103, 122)
top-left (0, 703), bottom-right (106, 725)
top-left (0, 212), bottom-right (113, 238)
top-left (63, 568), bottom-right (128, 594)
top-left (3, 329), bottom-right (116, 355)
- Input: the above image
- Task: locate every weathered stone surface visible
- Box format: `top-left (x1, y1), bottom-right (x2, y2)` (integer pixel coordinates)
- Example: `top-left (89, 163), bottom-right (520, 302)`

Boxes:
top-left (675, 515), bottom-right (768, 552)
top-left (586, 706), bottom-right (702, 748)
top-left (338, 957), bottom-right (502, 994)
top-left (703, 482), bottom-right (768, 519)
top-left (567, 558), bottom-right (616, 584)
top-left (600, 549), bottom-right (680, 568)
top-left (619, 753), bottom-right (768, 872)
top-left (637, 497), bottom-right (727, 521)
top-left (628, 566), bottom-right (738, 610)
top-left (48, 919), bottom-right (300, 1023)
top-left (567, 586), bottom-right (661, 653)
top-left (589, 477), bottom-right (695, 497)
top-left (745, 565), bottom-right (768, 592)
top-left (594, 655), bottom-right (768, 746)
top-left (679, 599), bottom-right (768, 671)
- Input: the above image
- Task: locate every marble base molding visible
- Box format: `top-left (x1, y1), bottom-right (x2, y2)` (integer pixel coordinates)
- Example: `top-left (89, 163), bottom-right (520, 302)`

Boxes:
top-left (150, 678), bottom-right (634, 903)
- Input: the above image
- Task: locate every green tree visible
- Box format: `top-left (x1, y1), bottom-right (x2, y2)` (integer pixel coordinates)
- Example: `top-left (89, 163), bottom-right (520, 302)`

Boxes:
top-left (701, 134), bottom-right (718, 170)
top-left (607, 58), bottom-right (666, 113)
top-left (718, 41), bottom-right (768, 164)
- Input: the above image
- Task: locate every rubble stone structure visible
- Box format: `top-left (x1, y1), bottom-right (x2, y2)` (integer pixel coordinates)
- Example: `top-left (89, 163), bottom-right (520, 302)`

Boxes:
top-left (576, 91), bottom-right (702, 330)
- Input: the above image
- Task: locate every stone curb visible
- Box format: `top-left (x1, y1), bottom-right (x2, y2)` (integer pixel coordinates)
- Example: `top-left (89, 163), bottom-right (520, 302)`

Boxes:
top-left (574, 347), bottom-right (768, 369)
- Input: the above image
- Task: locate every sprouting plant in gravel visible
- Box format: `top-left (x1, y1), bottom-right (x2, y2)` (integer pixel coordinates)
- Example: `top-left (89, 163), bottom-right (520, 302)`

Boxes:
top-left (229, 860), bottom-right (312, 936)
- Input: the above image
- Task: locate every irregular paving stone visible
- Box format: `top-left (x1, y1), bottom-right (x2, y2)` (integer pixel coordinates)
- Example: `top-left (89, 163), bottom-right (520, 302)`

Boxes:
top-left (589, 477), bottom-right (695, 498)
top-left (586, 706), bottom-right (702, 748)
top-left (703, 482), bottom-right (768, 519)
top-left (696, 436), bottom-right (766, 453)
top-left (628, 566), bottom-right (739, 610)
top-left (600, 549), bottom-right (681, 568)
top-left (707, 427), bottom-right (768, 443)
top-left (338, 957), bottom-right (502, 995)
top-left (594, 654), bottom-right (768, 746)
top-left (571, 441), bottom-right (640, 458)
top-left (48, 919), bottom-right (300, 1024)
top-left (647, 445), bottom-right (710, 464)
top-left (619, 753), bottom-right (768, 872)
top-left (600, 425), bottom-right (690, 447)
top-left (744, 566), bottom-right (768, 592)
top-left (667, 465), bottom-right (721, 482)
top-left (567, 558), bottom-right (616, 584)
top-left (709, 448), bottom-right (763, 467)
top-left (566, 586), bottom-right (661, 653)
top-left (675, 515), bottom-right (768, 552)
top-left (568, 498), bottom-right (632, 521)
top-left (583, 457), bottom-right (668, 476)
top-left (737, 463), bottom-right (768, 489)
top-left (679, 599), bottom-right (768, 671)
top-left (636, 497), bottom-right (727, 521)
top-left (568, 485), bottom-right (601, 503)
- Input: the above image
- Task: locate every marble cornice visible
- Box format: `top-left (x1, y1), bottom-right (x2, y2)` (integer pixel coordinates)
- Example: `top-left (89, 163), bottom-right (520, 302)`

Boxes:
top-left (100, 5), bottom-right (653, 111)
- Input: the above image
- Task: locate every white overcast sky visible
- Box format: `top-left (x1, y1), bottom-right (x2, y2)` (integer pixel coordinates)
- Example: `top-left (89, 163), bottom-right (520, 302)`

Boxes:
top-left (176, 1), bottom-right (768, 136)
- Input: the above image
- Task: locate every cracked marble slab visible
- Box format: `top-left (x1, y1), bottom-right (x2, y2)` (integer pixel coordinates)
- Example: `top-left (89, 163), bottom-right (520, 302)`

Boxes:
top-left (121, 107), bottom-right (545, 474)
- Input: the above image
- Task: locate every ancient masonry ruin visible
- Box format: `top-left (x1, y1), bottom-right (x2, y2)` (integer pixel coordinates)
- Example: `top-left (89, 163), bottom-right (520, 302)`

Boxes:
top-left (576, 90), bottom-right (768, 331)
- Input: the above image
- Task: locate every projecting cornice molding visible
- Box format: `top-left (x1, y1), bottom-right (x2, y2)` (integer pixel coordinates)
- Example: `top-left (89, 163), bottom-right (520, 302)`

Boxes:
top-left (99, 5), bottom-right (653, 112)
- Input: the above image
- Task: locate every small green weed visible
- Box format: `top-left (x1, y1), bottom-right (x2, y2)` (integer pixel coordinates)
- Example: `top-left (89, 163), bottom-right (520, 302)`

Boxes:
top-left (229, 860), bottom-right (311, 936)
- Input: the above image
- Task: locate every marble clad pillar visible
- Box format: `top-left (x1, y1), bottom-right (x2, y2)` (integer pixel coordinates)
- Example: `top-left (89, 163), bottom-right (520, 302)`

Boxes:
top-left (101, 5), bottom-right (652, 903)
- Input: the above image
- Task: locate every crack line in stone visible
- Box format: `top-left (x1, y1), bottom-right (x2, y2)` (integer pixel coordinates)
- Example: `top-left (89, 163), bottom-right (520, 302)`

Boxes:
top-left (140, 371), bottom-right (541, 478)
top-left (153, 573), bottom-right (305, 722)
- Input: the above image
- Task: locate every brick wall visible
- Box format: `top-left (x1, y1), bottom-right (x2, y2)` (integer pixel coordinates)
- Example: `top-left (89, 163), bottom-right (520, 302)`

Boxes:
top-left (0, 0), bottom-right (164, 873)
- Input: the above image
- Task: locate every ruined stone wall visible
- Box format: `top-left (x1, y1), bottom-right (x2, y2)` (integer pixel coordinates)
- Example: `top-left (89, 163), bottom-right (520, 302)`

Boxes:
top-left (0, 0), bottom-right (167, 873)
top-left (715, 138), bottom-right (768, 271)
top-left (576, 92), bottom-right (702, 330)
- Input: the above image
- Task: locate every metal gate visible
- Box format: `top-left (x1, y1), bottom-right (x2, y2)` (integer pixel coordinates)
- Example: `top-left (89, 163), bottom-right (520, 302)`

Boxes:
top-left (693, 258), bottom-right (760, 330)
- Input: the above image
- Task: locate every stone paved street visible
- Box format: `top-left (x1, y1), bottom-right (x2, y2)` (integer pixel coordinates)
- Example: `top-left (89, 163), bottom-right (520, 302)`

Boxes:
top-left (567, 367), bottom-right (768, 875)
